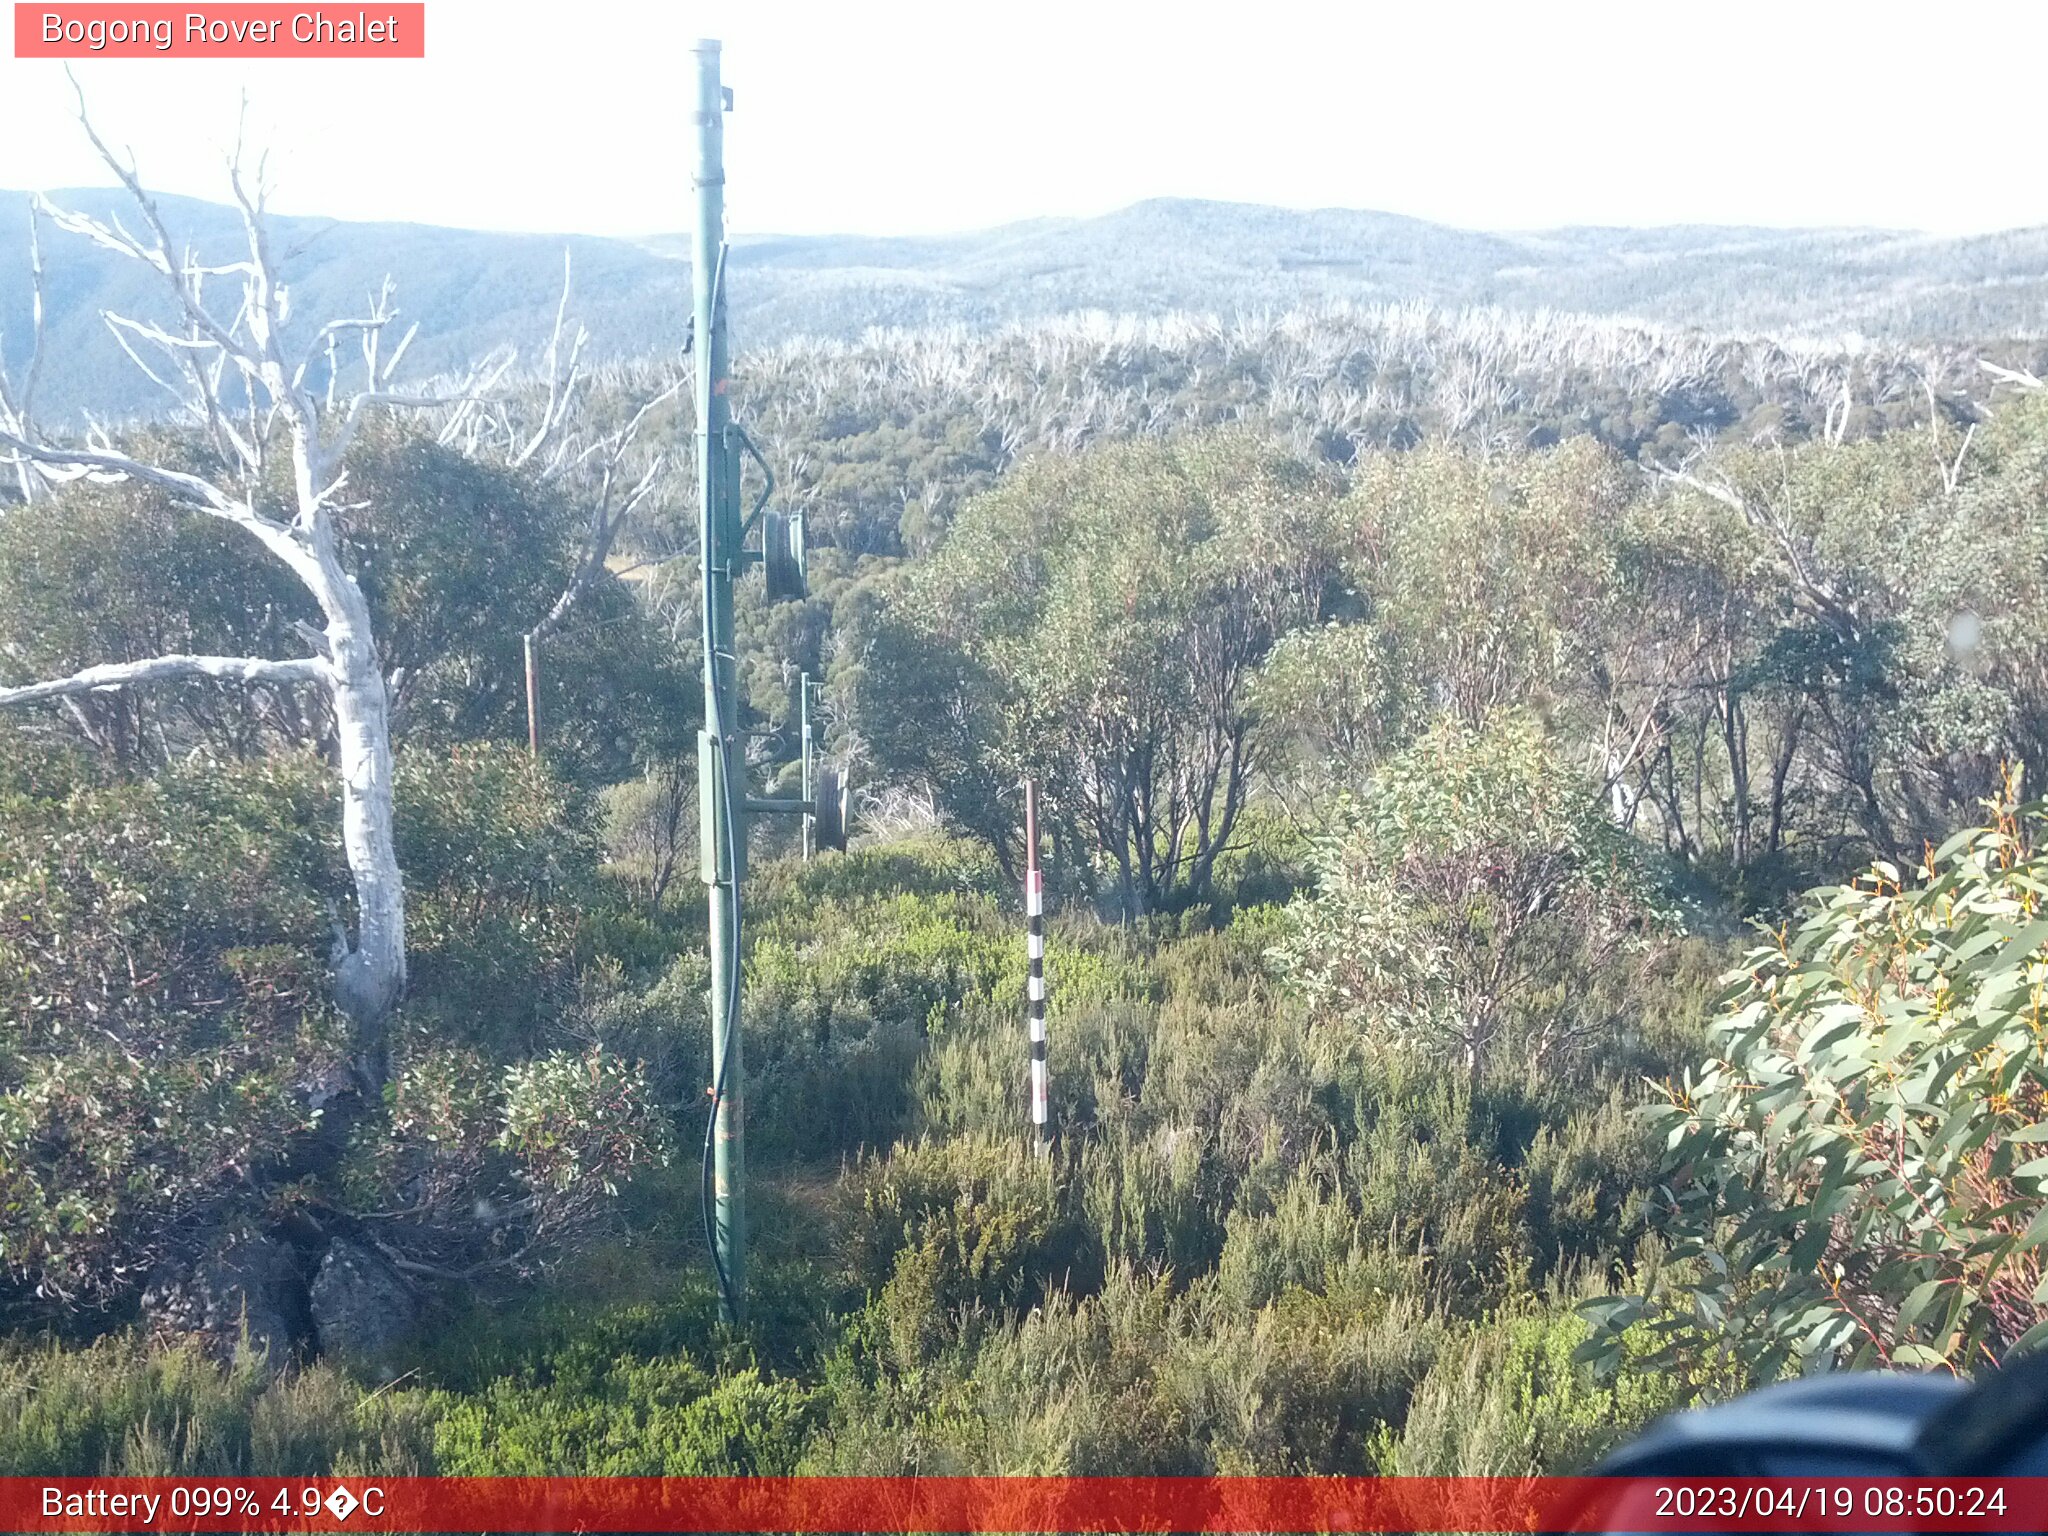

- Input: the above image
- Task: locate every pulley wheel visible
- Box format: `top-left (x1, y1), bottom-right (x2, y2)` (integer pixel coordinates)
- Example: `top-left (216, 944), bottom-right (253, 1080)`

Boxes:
top-left (764, 508), bottom-right (808, 602)
top-left (814, 765), bottom-right (850, 852)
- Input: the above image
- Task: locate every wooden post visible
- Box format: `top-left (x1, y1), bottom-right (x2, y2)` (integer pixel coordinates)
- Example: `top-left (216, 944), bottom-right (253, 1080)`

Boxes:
top-left (1024, 778), bottom-right (1049, 1152)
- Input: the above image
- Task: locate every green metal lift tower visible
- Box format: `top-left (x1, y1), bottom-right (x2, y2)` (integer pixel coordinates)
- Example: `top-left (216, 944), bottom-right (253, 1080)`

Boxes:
top-left (691, 39), bottom-right (847, 1326)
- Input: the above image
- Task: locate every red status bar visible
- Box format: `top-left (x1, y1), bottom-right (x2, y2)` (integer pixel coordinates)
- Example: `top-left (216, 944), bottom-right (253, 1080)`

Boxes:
top-left (1, 1476), bottom-right (2043, 1533)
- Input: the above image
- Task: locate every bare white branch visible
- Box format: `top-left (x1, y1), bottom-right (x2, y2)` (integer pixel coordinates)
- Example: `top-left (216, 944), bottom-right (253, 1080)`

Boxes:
top-left (0, 427), bottom-right (262, 524)
top-left (1981, 359), bottom-right (2045, 392)
top-left (0, 652), bottom-right (327, 706)
top-left (510, 250), bottom-right (589, 470)
top-left (99, 313), bottom-right (192, 406)
top-left (1652, 461), bottom-right (1860, 642)
top-left (524, 371), bottom-right (683, 646)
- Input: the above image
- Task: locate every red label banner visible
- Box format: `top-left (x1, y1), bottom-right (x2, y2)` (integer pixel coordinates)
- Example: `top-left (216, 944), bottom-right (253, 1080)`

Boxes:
top-left (0, 1476), bottom-right (2042, 1533)
top-left (13, 4), bottom-right (425, 57)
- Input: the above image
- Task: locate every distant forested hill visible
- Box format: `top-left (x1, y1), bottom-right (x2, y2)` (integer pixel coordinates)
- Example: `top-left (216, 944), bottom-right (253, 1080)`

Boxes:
top-left (6, 189), bottom-right (2048, 421)
top-left (0, 189), bottom-right (686, 423)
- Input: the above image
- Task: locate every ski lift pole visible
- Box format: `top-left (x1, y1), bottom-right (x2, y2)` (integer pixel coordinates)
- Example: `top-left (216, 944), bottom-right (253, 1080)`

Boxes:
top-left (800, 675), bottom-right (814, 862)
top-left (685, 41), bottom-right (846, 1323)
top-left (692, 36), bottom-right (745, 1326)
top-left (1024, 779), bottom-right (1049, 1152)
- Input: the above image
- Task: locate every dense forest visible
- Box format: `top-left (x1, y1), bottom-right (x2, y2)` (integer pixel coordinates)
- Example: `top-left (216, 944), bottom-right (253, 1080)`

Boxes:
top-left (6, 168), bottom-right (2048, 1481)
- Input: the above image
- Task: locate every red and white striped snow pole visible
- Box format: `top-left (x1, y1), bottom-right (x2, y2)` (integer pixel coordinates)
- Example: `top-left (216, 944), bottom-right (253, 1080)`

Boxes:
top-left (1024, 778), bottom-right (1050, 1152)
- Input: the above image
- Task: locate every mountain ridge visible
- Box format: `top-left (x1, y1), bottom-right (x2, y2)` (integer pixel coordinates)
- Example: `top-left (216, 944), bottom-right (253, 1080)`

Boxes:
top-left (4, 190), bottom-right (2044, 421)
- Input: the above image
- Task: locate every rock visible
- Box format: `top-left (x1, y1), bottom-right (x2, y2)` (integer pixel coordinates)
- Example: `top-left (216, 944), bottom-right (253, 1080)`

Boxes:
top-left (141, 1226), bottom-right (310, 1368)
top-left (309, 1237), bottom-right (417, 1377)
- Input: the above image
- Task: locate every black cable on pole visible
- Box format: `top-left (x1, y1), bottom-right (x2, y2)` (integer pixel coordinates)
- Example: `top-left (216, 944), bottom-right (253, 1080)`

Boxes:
top-left (700, 834), bottom-right (740, 1321)
top-left (699, 640), bottom-right (743, 1321)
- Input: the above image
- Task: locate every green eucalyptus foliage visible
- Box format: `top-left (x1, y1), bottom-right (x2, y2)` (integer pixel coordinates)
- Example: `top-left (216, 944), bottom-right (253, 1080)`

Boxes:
top-left (1584, 787), bottom-right (2048, 1381)
top-left (845, 432), bottom-right (1338, 913)
top-left (26, 381), bottom-right (2048, 1478)
top-left (1273, 714), bottom-right (1674, 1086)
top-left (395, 744), bottom-right (598, 1052)
top-left (1353, 439), bottom-right (1629, 729)
top-left (0, 746), bottom-right (667, 1309)
top-left (0, 753), bottom-right (348, 1306)
top-left (1250, 619), bottom-right (1415, 800)
top-left (337, 425), bottom-right (695, 784)
top-left (0, 423), bottom-right (692, 787)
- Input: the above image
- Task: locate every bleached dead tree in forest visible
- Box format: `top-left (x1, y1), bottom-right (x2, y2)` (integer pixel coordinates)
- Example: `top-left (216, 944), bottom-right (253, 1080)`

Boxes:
top-left (1648, 454), bottom-right (1904, 856)
top-left (441, 253), bottom-right (684, 749)
top-left (0, 95), bottom-right (490, 1088)
top-left (0, 203), bottom-right (48, 504)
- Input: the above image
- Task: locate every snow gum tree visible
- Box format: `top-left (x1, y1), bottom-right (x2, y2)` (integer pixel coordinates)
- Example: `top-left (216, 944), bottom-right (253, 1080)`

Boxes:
top-left (0, 102), bottom-right (499, 1086)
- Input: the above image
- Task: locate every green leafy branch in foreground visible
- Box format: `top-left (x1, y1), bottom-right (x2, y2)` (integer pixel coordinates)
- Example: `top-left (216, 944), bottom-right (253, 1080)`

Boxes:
top-left (1585, 777), bottom-right (2048, 1380)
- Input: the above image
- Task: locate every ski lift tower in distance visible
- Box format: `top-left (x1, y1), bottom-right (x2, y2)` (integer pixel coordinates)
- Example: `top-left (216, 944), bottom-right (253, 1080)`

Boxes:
top-left (690, 38), bottom-right (849, 1327)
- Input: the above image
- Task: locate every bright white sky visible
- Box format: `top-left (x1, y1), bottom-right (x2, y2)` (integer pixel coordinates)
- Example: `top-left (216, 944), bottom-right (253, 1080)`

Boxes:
top-left (0, 0), bottom-right (2041, 240)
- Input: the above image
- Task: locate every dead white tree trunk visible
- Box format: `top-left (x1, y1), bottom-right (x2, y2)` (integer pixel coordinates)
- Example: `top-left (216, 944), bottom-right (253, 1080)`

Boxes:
top-left (0, 92), bottom-right (483, 1086)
